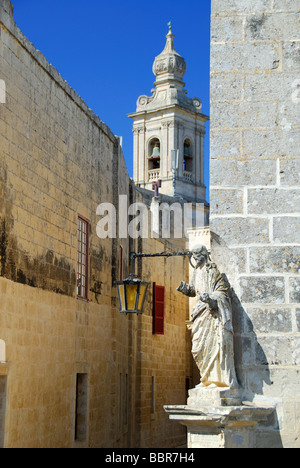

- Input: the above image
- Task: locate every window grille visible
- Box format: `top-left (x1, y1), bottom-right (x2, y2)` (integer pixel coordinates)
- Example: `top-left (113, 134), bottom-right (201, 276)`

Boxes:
top-left (77, 217), bottom-right (89, 300)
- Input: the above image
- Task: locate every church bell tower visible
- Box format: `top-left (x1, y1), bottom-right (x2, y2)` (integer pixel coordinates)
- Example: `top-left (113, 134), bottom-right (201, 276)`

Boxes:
top-left (128, 26), bottom-right (209, 203)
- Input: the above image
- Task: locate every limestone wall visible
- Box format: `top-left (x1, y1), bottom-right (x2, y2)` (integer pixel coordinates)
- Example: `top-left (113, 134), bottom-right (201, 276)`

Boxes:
top-left (0, 0), bottom-right (190, 448)
top-left (210, 0), bottom-right (300, 448)
top-left (0, 0), bottom-right (119, 447)
top-left (135, 234), bottom-right (191, 448)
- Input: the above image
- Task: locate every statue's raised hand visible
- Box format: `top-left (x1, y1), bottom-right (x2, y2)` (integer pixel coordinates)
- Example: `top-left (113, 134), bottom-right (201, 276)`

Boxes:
top-left (200, 292), bottom-right (210, 303)
top-left (177, 281), bottom-right (196, 297)
top-left (200, 292), bottom-right (218, 310)
top-left (177, 281), bottom-right (188, 294)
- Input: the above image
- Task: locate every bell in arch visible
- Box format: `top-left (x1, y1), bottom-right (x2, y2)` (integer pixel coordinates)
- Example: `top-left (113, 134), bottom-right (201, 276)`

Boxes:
top-left (151, 143), bottom-right (160, 159)
top-left (184, 143), bottom-right (191, 157)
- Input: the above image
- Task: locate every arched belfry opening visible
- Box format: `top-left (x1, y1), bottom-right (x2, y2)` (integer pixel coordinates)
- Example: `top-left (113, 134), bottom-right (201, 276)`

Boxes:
top-left (148, 138), bottom-right (161, 181)
top-left (183, 139), bottom-right (193, 174)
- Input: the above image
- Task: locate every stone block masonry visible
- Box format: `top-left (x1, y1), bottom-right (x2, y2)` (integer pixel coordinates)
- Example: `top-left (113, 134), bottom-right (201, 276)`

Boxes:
top-left (0, 0), bottom-right (120, 447)
top-left (210, 0), bottom-right (300, 448)
top-left (0, 0), bottom-right (191, 448)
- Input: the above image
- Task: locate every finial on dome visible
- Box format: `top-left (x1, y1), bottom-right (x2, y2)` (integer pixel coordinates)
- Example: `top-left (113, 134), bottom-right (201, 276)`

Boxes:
top-left (168, 19), bottom-right (172, 32)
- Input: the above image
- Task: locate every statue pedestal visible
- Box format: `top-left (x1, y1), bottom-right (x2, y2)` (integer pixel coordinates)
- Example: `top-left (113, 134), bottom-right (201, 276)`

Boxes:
top-left (164, 387), bottom-right (274, 448)
top-left (188, 386), bottom-right (242, 407)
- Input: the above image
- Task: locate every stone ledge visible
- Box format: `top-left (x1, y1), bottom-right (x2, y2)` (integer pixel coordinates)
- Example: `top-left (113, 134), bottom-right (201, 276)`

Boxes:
top-left (164, 403), bottom-right (275, 448)
top-left (164, 404), bottom-right (274, 425)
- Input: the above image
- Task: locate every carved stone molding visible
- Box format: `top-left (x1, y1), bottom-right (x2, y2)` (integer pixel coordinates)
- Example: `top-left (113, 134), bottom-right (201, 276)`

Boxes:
top-left (161, 120), bottom-right (176, 128)
top-left (133, 126), bottom-right (145, 135)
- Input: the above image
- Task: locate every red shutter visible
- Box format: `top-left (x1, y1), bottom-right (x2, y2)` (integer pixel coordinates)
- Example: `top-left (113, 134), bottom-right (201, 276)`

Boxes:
top-left (153, 283), bottom-right (165, 335)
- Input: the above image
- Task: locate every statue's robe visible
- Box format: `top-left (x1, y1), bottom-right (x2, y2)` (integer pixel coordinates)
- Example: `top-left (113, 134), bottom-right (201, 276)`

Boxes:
top-left (187, 263), bottom-right (238, 388)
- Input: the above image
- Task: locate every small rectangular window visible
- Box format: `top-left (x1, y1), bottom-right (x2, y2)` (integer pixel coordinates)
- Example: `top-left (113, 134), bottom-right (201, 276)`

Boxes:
top-left (125, 373), bottom-right (128, 425)
top-left (153, 283), bottom-right (165, 335)
top-left (0, 376), bottom-right (7, 448)
top-left (151, 376), bottom-right (155, 414)
top-left (75, 373), bottom-right (88, 441)
top-left (77, 217), bottom-right (89, 300)
top-left (119, 373), bottom-right (122, 430)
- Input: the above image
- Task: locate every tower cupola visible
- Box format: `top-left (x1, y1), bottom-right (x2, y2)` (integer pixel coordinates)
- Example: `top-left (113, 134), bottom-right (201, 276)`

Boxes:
top-left (152, 27), bottom-right (187, 88)
top-left (128, 26), bottom-right (209, 204)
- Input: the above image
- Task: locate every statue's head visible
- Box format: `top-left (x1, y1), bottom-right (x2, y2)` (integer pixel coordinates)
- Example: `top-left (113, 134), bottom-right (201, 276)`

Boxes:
top-left (191, 245), bottom-right (209, 269)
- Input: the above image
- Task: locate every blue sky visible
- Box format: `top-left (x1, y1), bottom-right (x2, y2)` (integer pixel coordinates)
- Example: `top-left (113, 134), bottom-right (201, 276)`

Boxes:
top-left (12, 0), bottom-right (211, 195)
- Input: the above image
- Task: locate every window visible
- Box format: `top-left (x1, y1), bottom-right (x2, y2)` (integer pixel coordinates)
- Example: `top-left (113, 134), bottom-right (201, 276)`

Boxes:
top-left (124, 373), bottom-right (128, 425)
top-left (0, 376), bottom-right (7, 448)
top-left (153, 283), bottom-right (165, 335)
top-left (75, 373), bottom-right (88, 441)
top-left (148, 138), bottom-right (161, 180)
top-left (77, 216), bottom-right (89, 300)
top-left (119, 372), bottom-right (129, 430)
top-left (119, 373), bottom-right (122, 431)
top-left (183, 139), bottom-right (193, 173)
top-left (151, 376), bottom-right (155, 414)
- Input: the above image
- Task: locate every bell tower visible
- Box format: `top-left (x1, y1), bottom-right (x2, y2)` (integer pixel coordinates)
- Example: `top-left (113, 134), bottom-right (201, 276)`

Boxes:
top-left (128, 25), bottom-right (209, 203)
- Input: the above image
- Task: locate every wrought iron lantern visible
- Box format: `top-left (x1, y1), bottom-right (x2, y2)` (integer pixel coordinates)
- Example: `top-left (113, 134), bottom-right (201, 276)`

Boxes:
top-left (116, 275), bottom-right (148, 315)
top-left (116, 250), bottom-right (193, 315)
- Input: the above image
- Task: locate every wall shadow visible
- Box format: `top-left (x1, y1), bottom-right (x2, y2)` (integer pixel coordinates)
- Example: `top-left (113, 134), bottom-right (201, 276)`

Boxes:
top-left (209, 230), bottom-right (283, 447)
top-left (229, 285), bottom-right (283, 448)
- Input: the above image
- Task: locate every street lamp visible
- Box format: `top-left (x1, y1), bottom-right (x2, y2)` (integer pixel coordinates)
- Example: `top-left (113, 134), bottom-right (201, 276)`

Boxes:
top-left (116, 275), bottom-right (149, 315)
top-left (116, 250), bottom-right (192, 315)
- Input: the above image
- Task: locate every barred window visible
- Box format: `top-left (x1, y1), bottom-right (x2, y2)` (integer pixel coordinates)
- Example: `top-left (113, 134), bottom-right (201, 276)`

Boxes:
top-left (77, 217), bottom-right (89, 300)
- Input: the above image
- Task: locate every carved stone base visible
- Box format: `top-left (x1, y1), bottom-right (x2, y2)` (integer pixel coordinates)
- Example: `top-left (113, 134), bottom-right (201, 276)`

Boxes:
top-left (164, 385), bottom-right (275, 448)
top-left (164, 404), bottom-right (274, 448)
top-left (188, 386), bottom-right (242, 407)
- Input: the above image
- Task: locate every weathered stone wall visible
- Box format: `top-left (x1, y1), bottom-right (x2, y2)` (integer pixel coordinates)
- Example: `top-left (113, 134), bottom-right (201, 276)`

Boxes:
top-left (110, 186), bottom-right (190, 449)
top-left (0, 0), bottom-right (119, 447)
top-left (210, 0), bottom-right (300, 448)
top-left (135, 234), bottom-right (191, 448)
top-left (0, 0), bottom-right (190, 448)
top-left (0, 0), bottom-right (116, 298)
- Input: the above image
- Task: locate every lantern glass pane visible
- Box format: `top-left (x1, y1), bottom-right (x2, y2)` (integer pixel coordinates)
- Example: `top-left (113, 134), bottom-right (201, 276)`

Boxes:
top-left (137, 284), bottom-right (147, 311)
top-left (118, 284), bottom-right (126, 310)
top-left (126, 283), bottom-right (138, 310)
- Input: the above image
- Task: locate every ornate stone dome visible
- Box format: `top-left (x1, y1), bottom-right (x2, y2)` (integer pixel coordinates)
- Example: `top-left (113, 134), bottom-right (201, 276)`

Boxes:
top-left (152, 28), bottom-right (187, 83)
top-left (133, 26), bottom-right (203, 114)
